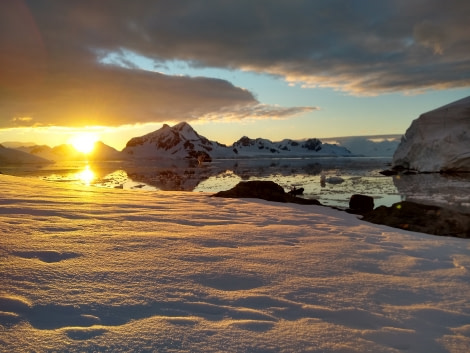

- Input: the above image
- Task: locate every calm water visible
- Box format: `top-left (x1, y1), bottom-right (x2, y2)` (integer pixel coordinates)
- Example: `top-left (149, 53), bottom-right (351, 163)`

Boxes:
top-left (3, 157), bottom-right (470, 212)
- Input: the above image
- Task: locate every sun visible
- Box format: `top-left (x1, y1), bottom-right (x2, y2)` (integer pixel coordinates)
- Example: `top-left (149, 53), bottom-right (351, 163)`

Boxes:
top-left (69, 133), bottom-right (99, 154)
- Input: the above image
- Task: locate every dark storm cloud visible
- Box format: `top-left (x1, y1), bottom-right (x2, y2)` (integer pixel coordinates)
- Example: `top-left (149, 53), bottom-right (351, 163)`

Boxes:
top-left (1, 0), bottom-right (469, 127)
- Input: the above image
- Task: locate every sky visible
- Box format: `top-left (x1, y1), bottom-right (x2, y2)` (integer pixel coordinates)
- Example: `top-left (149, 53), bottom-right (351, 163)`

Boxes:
top-left (1, 0), bottom-right (470, 150)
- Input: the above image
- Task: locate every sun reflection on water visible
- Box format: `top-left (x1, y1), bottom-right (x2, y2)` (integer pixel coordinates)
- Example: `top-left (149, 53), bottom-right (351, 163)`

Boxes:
top-left (76, 165), bottom-right (95, 185)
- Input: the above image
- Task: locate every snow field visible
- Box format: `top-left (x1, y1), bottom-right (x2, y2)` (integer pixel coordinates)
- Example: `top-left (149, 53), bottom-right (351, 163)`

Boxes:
top-left (1, 174), bottom-right (470, 352)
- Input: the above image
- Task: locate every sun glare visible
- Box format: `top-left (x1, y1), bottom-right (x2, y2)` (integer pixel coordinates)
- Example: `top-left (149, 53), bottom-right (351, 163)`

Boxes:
top-left (69, 133), bottom-right (99, 154)
top-left (77, 165), bottom-right (95, 185)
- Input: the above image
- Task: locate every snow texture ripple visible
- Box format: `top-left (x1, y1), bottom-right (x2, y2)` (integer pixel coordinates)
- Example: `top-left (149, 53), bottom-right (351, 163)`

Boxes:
top-left (1, 174), bottom-right (470, 352)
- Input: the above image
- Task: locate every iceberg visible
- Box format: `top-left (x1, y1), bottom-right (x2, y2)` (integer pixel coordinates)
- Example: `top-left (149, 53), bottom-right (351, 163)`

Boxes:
top-left (392, 96), bottom-right (470, 172)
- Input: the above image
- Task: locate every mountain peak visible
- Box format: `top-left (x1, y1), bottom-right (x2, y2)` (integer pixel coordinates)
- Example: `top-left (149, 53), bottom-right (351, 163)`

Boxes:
top-left (172, 121), bottom-right (200, 140)
top-left (173, 121), bottom-right (191, 130)
top-left (122, 122), bottom-right (218, 161)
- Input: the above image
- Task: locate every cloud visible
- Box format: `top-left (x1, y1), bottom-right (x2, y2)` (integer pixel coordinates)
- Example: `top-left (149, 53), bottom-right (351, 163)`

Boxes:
top-left (0, 61), bottom-right (259, 128)
top-left (198, 104), bottom-right (318, 122)
top-left (0, 1), bottom-right (315, 129)
top-left (1, 0), bottom-right (469, 128)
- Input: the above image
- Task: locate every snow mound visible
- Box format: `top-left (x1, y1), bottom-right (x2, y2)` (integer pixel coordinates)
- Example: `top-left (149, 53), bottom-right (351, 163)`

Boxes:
top-left (393, 96), bottom-right (470, 172)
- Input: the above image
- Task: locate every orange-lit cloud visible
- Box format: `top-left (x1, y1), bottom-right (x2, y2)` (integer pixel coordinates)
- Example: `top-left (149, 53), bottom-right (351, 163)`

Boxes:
top-left (1, 0), bottom-right (469, 129)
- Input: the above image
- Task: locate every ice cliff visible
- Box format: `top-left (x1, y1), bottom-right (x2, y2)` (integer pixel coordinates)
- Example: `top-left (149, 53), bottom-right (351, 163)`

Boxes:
top-left (392, 96), bottom-right (470, 172)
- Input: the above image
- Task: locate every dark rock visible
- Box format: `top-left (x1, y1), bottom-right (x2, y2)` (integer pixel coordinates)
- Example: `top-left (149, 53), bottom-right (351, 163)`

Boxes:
top-left (288, 187), bottom-right (304, 196)
top-left (348, 194), bottom-right (374, 214)
top-left (213, 181), bottom-right (320, 205)
top-left (362, 201), bottom-right (470, 238)
top-left (379, 169), bottom-right (398, 176)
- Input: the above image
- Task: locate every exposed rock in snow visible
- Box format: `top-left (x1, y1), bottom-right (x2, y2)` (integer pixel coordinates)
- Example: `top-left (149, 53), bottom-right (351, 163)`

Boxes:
top-left (348, 194), bottom-right (374, 214)
top-left (213, 180), bottom-right (321, 205)
top-left (123, 122), bottom-right (352, 161)
top-left (0, 144), bottom-right (52, 165)
top-left (363, 201), bottom-right (470, 238)
top-left (393, 96), bottom-right (470, 172)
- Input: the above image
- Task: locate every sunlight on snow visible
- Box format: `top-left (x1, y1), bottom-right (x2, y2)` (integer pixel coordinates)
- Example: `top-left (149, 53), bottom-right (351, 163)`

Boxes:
top-left (1, 174), bottom-right (470, 352)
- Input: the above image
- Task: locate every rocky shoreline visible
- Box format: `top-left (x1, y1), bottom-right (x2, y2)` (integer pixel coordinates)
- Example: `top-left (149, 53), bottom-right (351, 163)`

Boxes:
top-left (214, 180), bottom-right (470, 239)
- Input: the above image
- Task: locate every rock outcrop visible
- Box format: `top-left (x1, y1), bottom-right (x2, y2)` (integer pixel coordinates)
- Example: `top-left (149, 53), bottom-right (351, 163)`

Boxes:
top-left (392, 96), bottom-right (470, 172)
top-left (348, 194), bottom-right (374, 214)
top-left (213, 180), bottom-right (321, 205)
top-left (362, 201), bottom-right (470, 238)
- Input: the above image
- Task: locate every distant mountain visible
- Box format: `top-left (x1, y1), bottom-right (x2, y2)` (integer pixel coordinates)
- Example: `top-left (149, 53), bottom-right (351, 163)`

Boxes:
top-left (232, 136), bottom-right (351, 157)
top-left (1, 141), bottom-right (37, 148)
top-left (322, 135), bottom-right (401, 157)
top-left (0, 144), bottom-right (52, 165)
top-left (89, 142), bottom-right (122, 161)
top-left (17, 144), bottom-right (68, 161)
top-left (122, 122), bottom-right (352, 161)
top-left (17, 142), bottom-right (122, 161)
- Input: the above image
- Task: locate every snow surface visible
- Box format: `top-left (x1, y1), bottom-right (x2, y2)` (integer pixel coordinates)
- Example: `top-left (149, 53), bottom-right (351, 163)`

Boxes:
top-left (1, 174), bottom-right (470, 352)
top-left (393, 96), bottom-right (470, 172)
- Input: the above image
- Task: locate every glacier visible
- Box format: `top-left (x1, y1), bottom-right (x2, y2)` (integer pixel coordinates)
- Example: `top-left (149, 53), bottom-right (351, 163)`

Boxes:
top-left (393, 96), bottom-right (470, 172)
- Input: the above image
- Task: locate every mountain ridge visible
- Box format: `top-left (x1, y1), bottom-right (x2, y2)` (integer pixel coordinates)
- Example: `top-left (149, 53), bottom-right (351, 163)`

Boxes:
top-left (122, 122), bottom-right (352, 161)
top-left (3, 122), bottom-right (401, 163)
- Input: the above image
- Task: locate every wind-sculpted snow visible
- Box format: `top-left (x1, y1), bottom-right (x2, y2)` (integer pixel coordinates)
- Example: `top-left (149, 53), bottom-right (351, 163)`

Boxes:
top-left (1, 174), bottom-right (470, 352)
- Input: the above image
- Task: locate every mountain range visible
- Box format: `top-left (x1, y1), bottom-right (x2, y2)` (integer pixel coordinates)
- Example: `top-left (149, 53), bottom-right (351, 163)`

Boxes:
top-left (122, 122), bottom-right (352, 162)
top-left (1, 122), bottom-right (398, 164)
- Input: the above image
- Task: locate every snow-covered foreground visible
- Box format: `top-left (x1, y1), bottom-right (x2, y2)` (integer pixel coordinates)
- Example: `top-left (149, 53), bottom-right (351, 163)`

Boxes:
top-left (1, 175), bottom-right (470, 353)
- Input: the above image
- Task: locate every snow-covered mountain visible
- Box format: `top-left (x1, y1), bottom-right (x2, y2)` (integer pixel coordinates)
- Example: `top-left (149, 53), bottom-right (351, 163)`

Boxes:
top-left (122, 122), bottom-right (228, 162)
top-left (393, 96), bottom-right (470, 172)
top-left (0, 144), bottom-right (52, 165)
top-left (123, 122), bottom-right (352, 161)
top-left (17, 142), bottom-right (122, 161)
top-left (232, 136), bottom-right (351, 157)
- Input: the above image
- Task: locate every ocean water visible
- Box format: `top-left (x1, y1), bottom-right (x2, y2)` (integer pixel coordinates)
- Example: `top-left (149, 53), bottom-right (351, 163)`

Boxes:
top-left (4, 157), bottom-right (470, 212)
